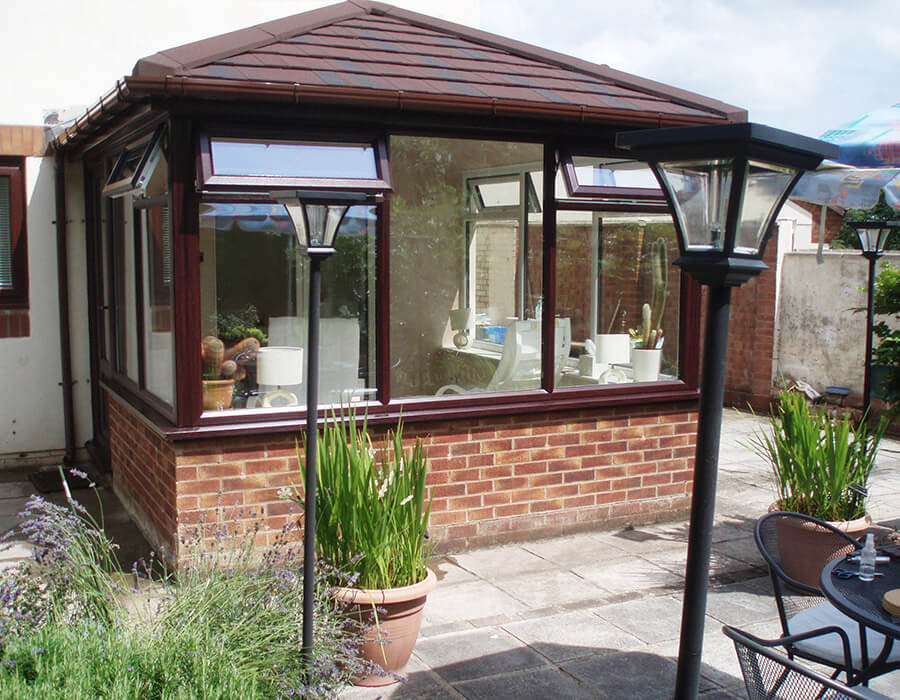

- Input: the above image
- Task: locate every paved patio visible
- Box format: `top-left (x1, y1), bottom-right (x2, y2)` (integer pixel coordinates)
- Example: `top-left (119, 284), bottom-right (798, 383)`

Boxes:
top-left (2, 408), bottom-right (900, 698)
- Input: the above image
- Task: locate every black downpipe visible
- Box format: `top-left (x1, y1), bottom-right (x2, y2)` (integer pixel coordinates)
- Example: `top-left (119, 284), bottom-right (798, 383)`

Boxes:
top-left (54, 152), bottom-right (76, 465)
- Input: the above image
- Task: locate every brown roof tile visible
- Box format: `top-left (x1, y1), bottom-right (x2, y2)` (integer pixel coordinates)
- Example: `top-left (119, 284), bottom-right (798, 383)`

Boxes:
top-left (57, 1), bottom-right (746, 148)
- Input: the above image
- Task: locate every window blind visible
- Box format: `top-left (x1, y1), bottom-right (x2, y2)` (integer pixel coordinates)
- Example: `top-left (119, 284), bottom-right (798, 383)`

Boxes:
top-left (0, 177), bottom-right (11, 289)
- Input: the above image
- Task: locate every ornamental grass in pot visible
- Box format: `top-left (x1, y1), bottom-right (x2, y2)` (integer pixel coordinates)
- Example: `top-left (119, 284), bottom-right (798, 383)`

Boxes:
top-left (287, 409), bottom-right (434, 687)
top-left (748, 391), bottom-right (888, 586)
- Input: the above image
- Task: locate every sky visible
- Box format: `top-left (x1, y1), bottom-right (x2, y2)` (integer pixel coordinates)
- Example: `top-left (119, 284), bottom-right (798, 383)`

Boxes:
top-left (1, 0), bottom-right (897, 138)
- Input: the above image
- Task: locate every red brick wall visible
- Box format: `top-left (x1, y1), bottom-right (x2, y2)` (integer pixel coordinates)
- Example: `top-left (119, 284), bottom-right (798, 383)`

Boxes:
top-left (108, 396), bottom-right (178, 558)
top-left (0, 309), bottom-right (29, 338)
top-left (723, 234), bottom-right (778, 411)
top-left (793, 201), bottom-right (843, 244)
top-left (109, 393), bottom-right (698, 561)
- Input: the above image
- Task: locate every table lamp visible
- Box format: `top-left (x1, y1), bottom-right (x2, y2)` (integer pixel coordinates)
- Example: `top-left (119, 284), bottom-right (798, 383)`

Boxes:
top-left (257, 346), bottom-right (304, 407)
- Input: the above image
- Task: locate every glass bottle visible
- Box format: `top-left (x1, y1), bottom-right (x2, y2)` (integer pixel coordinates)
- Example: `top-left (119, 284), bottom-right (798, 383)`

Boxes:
top-left (859, 533), bottom-right (876, 582)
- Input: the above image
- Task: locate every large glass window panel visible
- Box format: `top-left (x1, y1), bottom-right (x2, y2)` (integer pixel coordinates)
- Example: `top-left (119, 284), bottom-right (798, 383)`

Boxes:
top-left (140, 205), bottom-right (174, 405)
top-left (122, 201), bottom-right (139, 383)
top-left (390, 136), bottom-right (543, 399)
top-left (557, 210), bottom-right (681, 387)
top-left (198, 202), bottom-right (376, 411)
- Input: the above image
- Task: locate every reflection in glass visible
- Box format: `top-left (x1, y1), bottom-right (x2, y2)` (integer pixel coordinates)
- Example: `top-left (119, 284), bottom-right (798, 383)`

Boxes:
top-left (141, 205), bottom-right (174, 405)
top-left (210, 139), bottom-right (378, 180)
top-left (735, 161), bottom-right (797, 254)
top-left (198, 203), bottom-right (376, 411)
top-left (659, 159), bottom-right (733, 251)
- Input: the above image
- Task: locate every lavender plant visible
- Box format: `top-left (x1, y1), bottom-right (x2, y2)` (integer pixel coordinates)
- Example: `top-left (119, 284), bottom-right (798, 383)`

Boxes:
top-left (0, 472), bottom-right (366, 698)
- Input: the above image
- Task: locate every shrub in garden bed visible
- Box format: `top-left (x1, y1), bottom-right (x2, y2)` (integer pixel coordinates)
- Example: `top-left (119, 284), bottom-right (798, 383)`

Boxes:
top-left (0, 469), bottom-right (365, 699)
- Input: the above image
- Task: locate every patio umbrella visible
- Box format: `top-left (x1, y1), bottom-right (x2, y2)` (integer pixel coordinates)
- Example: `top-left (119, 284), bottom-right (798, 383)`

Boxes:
top-left (791, 103), bottom-right (900, 211)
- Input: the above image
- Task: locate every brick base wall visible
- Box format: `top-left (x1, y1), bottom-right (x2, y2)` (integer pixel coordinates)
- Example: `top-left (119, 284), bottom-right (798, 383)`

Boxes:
top-left (108, 396), bottom-right (178, 559)
top-left (109, 394), bottom-right (698, 563)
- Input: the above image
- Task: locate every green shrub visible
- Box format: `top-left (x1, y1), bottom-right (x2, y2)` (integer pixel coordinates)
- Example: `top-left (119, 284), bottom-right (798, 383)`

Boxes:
top-left (748, 392), bottom-right (887, 521)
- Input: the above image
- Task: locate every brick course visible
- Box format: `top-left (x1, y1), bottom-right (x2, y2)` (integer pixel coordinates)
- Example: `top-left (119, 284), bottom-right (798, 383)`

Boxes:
top-left (108, 392), bottom-right (698, 563)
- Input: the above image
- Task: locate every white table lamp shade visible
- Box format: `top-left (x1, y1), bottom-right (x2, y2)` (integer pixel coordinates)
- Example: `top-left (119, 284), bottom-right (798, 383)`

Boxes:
top-left (450, 308), bottom-right (473, 331)
top-left (257, 347), bottom-right (304, 386)
top-left (596, 334), bottom-right (631, 365)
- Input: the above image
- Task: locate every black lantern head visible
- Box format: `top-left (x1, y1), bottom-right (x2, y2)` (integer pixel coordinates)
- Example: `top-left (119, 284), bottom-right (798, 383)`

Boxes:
top-left (617, 123), bottom-right (838, 286)
top-left (271, 190), bottom-right (369, 254)
top-left (849, 219), bottom-right (900, 260)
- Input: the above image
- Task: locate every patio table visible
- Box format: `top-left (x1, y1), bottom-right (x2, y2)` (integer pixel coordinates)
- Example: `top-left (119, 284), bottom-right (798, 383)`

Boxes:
top-left (821, 555), bottom-right (900, 683)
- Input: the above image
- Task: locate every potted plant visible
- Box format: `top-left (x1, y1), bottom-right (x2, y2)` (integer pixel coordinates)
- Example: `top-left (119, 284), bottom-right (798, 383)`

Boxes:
top-left (200, 334), bottom-right (260, 410)
top-left (748, 391), bottom-right (888, 586)
top-left (630, 302), bottom-right (663, 381)
top-left (286, 409), bottom-right (434, 686)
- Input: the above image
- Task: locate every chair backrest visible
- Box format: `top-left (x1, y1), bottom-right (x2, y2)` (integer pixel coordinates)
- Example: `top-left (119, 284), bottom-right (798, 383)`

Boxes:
top-left (267, 315), bottom-right (362, 404)
top-left (488, 320), bottom-right (541, 391)
top-left (487, 318), bottom-right (572, 392)
top-left (723, 625), bottom-right (879, 700)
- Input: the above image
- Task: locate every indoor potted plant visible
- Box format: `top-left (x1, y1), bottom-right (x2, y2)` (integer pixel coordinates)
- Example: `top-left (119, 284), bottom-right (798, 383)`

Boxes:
top-left (630, 302), bottom-right (663, 382)
top-left (748, 391), bottom-right (888, 586)
top-left (286, 409), bottom-right (434, 686)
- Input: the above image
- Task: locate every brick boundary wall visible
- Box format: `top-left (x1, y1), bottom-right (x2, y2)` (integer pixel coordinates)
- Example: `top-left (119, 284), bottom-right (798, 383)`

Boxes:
top-left (108, 394), bottom-right (698, 563)
top-left (724, 236), bottom-right (779, 412)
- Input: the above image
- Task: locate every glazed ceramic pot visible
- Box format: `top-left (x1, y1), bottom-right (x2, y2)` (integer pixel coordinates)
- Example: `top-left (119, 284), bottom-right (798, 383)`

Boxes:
top-left (332, 569), bottom-right (437, 686)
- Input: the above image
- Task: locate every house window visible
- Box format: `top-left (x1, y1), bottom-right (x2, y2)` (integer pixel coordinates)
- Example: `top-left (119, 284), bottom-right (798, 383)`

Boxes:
top-left (100, 128), bottom-right (174, 411)
top-left (389, 135), bottom-right (544, 398)
top-left (197, 134), bottom-right (391, 193)
top-left (0, 158), bottom-right (28, 308)
top-left (556, 154), bottom-right (681, 387)
top-left (198, 202), bottom-right (376, 412)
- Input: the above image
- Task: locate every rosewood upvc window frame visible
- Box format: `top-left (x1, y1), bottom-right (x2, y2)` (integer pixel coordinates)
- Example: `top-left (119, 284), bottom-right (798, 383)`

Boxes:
top-left (0, 157), bottom-right (28, 309)
top-left (122, 127), bottom-right (703, 438)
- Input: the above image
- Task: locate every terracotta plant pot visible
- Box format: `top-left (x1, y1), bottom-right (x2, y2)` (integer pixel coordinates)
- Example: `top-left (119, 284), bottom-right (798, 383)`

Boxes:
top-left (201, 379), bottom-right (235, 410)
top-left (770, 504), bottom-right (871, 588)
top-left (332, 569), bottom-right (437, 687)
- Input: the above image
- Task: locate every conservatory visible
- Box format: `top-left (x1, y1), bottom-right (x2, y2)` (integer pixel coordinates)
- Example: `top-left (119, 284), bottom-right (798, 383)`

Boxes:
top-left (52, 1), bottom-right (746, 559)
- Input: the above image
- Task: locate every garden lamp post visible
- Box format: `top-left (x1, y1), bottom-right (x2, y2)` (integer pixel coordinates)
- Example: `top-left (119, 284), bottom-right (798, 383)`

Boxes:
top-left (617, 123), bottom-right (837, 700)
top-left (273, 189), bottom-right (367, 669)
top-left (850, 219), bottom-right (900, 415)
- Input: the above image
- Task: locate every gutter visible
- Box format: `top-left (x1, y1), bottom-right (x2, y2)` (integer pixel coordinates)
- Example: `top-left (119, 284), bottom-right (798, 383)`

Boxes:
top-left (54, 75), bottom-right (735, 151)
top-left (54, 151), bottom-right (76, 464)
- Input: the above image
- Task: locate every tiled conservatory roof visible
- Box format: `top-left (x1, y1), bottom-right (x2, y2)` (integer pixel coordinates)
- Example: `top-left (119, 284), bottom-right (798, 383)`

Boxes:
top-left (55, 1), bottom-right (746, 148)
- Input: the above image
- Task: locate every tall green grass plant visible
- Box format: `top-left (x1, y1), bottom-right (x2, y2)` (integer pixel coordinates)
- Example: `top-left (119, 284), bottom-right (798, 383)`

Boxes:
top-left (290, 409), bottom-right (432, 590)
top-left (748, 392), bottom-right (887, 521)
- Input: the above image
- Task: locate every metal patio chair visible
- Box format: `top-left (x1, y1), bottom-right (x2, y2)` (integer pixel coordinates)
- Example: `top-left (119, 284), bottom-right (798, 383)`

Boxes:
top-left (723, 625), bottom-right (893, 699)
top-left (755, 511), bottom-right (900, 684)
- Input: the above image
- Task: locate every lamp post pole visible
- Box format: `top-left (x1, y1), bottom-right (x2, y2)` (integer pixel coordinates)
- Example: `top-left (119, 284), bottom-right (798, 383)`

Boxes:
top-left (302, 250), bottom-right (327, 669)
top-left (863, 251), bottom-right (878, 416)
top-left (674, 283), bottom-right (731, 699)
